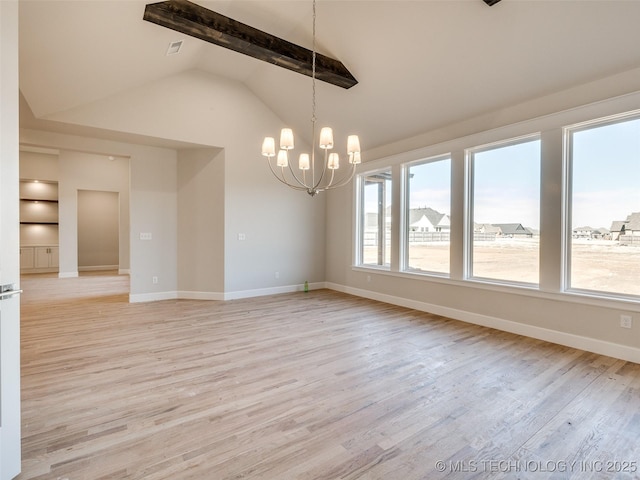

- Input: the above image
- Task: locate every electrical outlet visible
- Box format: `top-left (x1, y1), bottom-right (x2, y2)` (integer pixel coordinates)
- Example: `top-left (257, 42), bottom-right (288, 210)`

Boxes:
top-left (140, 232), bottom-right (152, 240)
top-left (238, 233), bottom-right (246, 241)
top-left (275, 271), bottom-right (279, 279)
top-left (152, 276), bottom-right (158, 284)
top-left (620, 315), bottom-right (632, 329)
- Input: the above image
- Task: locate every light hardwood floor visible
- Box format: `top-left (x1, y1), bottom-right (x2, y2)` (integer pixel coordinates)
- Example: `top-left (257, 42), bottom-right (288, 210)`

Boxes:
top-left (17, 272), bottom-right (640, 479)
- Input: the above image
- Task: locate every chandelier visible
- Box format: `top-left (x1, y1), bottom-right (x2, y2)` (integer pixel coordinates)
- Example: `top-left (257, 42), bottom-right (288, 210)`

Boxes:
top-left (260, 0), bottom-right (361, 197)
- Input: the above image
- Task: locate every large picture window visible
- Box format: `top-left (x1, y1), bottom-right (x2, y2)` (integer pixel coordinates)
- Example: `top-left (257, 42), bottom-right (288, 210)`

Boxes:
top-left (468, 137), bottom-right (541, 284)
top-left (567, 114), bottom-right (640, 297)
top-left (404, 156), bottom-right (451, 275)
top-left (358, 169), bottom-right (392, 267)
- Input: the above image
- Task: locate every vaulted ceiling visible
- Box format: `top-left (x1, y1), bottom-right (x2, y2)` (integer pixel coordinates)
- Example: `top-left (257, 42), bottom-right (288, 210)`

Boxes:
top-left (19, 0), bottom-right (640, 152)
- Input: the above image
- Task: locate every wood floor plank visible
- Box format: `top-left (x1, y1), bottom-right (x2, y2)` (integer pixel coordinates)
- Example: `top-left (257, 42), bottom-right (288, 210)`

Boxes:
top-left (16, 272), bottom-right (640, 479)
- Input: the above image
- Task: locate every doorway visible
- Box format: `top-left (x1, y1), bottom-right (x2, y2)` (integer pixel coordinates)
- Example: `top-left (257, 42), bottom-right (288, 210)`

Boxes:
top-left (77, 190), bottom-right (120, 272)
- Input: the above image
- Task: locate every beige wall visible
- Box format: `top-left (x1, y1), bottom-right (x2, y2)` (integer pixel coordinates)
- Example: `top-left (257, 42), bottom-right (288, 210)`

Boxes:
top-left (77, 190), bottom-right (119, 269)
top-left (129, 147), bottom-right (178, 299)
top-left (36, 69), bottom-right (327, 297)
top-left (20, 129), bottom-right (176, 300)
top-left (19, 150), bottom-right (58, 180)
top-left (326, 77), bottom-right (640, 363)
top-left (177, 148), bottom-right (225, 297)
top-left (58, 151), bottom-right (129, 276)
top-left (19, 148), bottom-right (130, 275)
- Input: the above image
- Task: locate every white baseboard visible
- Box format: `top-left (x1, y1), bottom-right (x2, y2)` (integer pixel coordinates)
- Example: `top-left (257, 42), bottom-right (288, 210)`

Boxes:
top-left (129, 291), bottom-right (178, 303)
top-left (58, 271), bottom-right (78, 278)
top-left (177, 290), bottom-right (224, 301)
top-left (223, 282), bottom-right (324, 301)
top-left (21, 267), bottom-right (58, 274)
top-left (78, 265), bottom-right (119, 272)
top-left (326, 282), bottom-right (640, 364)
top-left (134, 283), bottom-right (324, 303)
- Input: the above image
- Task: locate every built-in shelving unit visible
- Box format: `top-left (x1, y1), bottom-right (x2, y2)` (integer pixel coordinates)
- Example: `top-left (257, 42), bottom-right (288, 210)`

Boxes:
top-left (20, 180), bottom-right (59, 273)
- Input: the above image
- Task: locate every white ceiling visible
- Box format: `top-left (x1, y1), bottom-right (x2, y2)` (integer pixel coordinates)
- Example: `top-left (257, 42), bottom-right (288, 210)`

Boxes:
top-left (19, 0), bottom-right (640, 151)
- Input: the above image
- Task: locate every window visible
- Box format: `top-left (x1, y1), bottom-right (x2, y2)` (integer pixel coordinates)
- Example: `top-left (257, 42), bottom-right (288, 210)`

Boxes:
top-left (358, 169), bottom-right (392, 267)
top-left (567, 113), bottom-right (640, 297)
top-left (468, 137), bottom-right (541, 284)
top-left (404, 156), bottom-right (451, 275)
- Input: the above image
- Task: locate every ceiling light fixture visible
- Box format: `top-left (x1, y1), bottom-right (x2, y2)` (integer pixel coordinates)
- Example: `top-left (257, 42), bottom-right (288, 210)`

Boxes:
top-left (261, 0), bottom-right (361, 197)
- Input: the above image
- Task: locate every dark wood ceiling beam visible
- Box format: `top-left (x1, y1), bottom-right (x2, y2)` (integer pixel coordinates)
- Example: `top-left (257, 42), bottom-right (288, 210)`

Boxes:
top-left (143, 0), bottom-right (358, 89)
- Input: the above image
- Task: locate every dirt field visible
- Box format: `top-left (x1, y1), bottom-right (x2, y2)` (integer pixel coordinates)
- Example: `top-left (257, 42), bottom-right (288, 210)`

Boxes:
top-left (364, 238), bottom-right (640, 296)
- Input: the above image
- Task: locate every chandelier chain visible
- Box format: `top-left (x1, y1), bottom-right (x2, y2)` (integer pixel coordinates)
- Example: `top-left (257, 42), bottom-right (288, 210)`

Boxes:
top-left (311, 0), bottom-right (316, 125)
top-left (311, 0), bottom-right (317, 185)
top-left (260, 0), bottom-right (361, 196)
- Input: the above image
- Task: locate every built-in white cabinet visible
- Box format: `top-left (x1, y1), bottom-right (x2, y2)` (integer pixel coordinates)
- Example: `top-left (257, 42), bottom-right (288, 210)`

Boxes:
top-left (35, 246), bottom-right (59, 269)
top-left (20, 245), bottom-right (59, 273)
top-left (20, 247), bottom-right (35, 269)
top-left (20, 180), bottom-right (60, 273)
top-left (19, 181), bottom-right (58, 223)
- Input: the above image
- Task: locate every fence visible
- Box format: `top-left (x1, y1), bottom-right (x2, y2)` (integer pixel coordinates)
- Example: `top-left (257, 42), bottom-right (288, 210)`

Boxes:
top-left (363, 231), bottom-right (497, 246)
top-left (619, 234), bottom-right (640, 246)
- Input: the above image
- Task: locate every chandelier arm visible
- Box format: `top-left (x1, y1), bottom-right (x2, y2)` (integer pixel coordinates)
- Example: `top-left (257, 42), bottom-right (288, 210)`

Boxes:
top-left (266, 157), bottom-right (309, 191)
top-left (286, 160), bottom-right (312, 189)
top-left (327, 168), bottom-right (336, 188)
top-left (311, 145), bottom-right (315, 188)
top-left (323, 163), bottom-right (358, 190)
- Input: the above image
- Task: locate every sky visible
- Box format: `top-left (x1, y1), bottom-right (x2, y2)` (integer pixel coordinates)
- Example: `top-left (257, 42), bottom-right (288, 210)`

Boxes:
top-left (572, 117), bottom-right (640, 229)
top-left (472, 140), bottom-right (540, 229)
top-left (406, 141), bottom-right (541, 230)
top-left (364, 115), bottom-right (639, 232)
top-left (408, 158), bottom-right (451, 214)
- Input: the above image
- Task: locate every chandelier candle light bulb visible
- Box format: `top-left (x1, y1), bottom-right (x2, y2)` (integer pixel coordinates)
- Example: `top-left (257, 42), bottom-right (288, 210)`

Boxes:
top-left (280, 128), bottom-right (294, 150)
top-left (262, 137), bottom-right (275, 157)
top-left (299, 153), bottom-right (310, 170)
top-left (276, 150), bottom-right (288, 168)
top-left (260, 0), bottom-right (361, 197)
top-left (347, 135), bottom-right (360, 154)
top-left (328, 153), bottom-right (339, 170)
top-left (319, 127), bottom-right (334, 149)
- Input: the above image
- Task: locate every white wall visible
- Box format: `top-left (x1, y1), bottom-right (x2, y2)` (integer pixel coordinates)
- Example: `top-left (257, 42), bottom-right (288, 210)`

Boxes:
top-left (326, 76), bottom-right (640, 363)
top-left (0, 1), bottom-right (21, 477)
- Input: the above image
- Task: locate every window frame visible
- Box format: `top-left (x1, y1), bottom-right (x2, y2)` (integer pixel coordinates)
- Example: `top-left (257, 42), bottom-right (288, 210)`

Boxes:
top-left (465, 133), bottom-right (542, 287)
top-left (355, 167), bottom-right (393, 270)
top-left (349, 96), bottom-right (640, 312)
top-left (401, 154), bottom-right (452, 277)
top-left (563, 109), bottom-right (640, 300)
